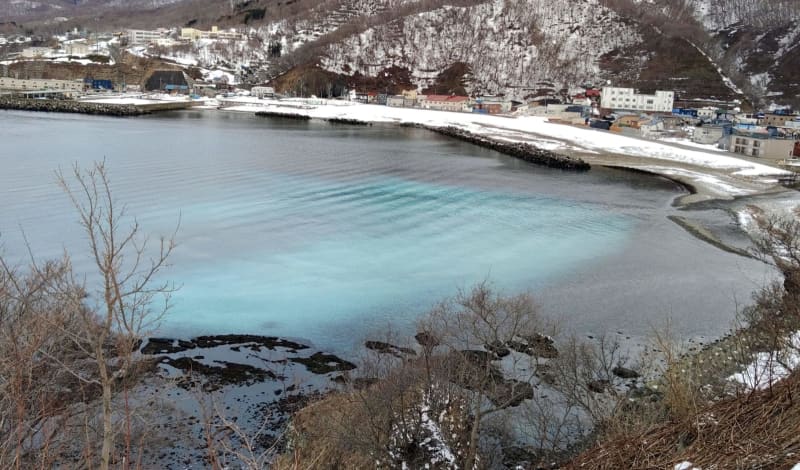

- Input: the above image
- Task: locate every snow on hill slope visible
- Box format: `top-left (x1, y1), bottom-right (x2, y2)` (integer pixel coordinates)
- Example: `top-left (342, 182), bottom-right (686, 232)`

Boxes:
top-left (685, 0), bottom-right (800, 105)
top-left (317, 0), bottom-right (639, 96)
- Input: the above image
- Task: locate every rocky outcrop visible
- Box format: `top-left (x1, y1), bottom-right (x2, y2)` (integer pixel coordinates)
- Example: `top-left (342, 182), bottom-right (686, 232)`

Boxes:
top-left (365, 340), bottom-right (417, 358)
top-left (254, 110), bottom-right (311, 120)
top-left (327, 117), bottom-right (371, 125)
top-left (0, 97), bottom-right (147, 116)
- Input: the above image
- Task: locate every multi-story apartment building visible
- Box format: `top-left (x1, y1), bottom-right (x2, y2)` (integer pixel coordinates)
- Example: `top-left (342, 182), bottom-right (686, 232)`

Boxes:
top-left (600, 87), bottom-right (674, 113)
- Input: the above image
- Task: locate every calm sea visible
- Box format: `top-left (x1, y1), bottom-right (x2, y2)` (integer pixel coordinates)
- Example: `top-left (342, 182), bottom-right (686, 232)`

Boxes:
top-left (0, 109), bottom-right (772, 351)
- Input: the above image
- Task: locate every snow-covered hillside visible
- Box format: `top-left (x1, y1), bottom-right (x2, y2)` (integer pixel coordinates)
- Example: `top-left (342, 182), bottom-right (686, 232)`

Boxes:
top-left (687, 0), bottom-right (800, 31)
top-left (634, 0), bottom-right (800, 106)
top-left (310, 0), bottom-right (638, 96)
top-left (0, 0), bottom-right (189, 20)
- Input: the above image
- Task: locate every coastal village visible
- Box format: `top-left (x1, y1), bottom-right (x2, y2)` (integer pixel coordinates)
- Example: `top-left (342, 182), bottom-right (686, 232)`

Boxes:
top-left (2, 25), bottom-right (800, 169)
top-left (6, 1), bottom-right (800, 468)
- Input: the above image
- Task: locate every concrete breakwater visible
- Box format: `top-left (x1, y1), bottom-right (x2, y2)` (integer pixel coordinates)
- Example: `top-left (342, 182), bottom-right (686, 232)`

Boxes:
top-left (0, 97), bottom-right (148, 116)
top-left (422, 125), bottom-right (591, 171)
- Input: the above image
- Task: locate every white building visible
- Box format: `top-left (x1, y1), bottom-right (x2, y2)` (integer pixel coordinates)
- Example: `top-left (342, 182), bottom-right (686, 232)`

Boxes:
top-left (65, 42), bottom-right (90, 56)
top-left (181, 26), bottom-right (243, 41)
top-left (20, 47), bottom-right (53, 59)
top-left (0, 77), bottom-right (84, 92)
top-left (692, 125), bottom-right (726, 145)
top-left (697, 107), bottom-right (717, 121)
top-left (600, 87), bottom-right (674, 113)
top-left (126, 29), bottom-right (169, 45)
top-left (251, 86), bottom-right (275, 98)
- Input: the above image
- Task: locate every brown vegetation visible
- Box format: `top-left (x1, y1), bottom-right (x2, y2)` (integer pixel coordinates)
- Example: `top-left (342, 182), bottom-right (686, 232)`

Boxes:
top-left (565, 213), bottom-right (800, 468)
top-left (0, 161), bottom-right (177, 468)
top-left (566, 368), bottom-right (800, 470)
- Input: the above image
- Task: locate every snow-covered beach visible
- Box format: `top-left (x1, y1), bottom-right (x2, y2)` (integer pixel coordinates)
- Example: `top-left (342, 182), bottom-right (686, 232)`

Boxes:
top-left (218, 97), bottom-right (798, 208)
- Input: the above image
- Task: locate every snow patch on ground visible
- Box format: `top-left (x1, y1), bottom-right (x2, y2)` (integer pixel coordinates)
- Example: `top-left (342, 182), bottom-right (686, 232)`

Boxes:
top-left (675, 462), bottom-right (701, 470)
top-left (419, 401), bottom-right (456, 466)
top-left (638, 166), bottom-right (755, 196)
top-left (729, 332), bottom-right (800, 390)
top-left (659, 137), bottom-right (727, 153)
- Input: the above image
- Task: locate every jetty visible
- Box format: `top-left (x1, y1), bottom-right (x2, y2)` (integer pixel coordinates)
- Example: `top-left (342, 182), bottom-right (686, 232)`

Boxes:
top-left (418, 125), bottom-right (591, 171)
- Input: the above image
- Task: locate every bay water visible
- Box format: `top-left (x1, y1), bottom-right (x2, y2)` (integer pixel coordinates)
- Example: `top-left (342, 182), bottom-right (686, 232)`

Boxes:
top-left (0, 110), bottom-right (771, 351)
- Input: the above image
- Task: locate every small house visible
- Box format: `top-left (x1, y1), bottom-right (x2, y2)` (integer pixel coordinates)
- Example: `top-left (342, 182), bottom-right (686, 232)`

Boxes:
top-left (696, 107), bottom-right (717, 121)
top-left (616, 115), bottom-right (649, 129)
top-left (251, 86), bottom-right (275, 98)
top-left (422, 95), bottom-right (469, 112)
top-left (639, 119), bottom-right (665, 138)
top-left (692, 124), bottom-right (726, 145)
top-left (386, 95), bottom-right (405, 107)
top-left (354, 91), bottom-right (369, 103)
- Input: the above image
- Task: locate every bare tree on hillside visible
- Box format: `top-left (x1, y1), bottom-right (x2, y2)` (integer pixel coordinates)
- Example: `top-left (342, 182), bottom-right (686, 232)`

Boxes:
top-left (0, 255), bottom-right (86, 468)
top-left (420, 282), bottom-right (553, 469)
top-left (55, 161), bottom-right (178, 470)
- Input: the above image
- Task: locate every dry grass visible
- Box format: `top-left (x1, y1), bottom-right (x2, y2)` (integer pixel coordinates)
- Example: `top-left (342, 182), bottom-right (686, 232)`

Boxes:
top-left (271, 392), bottom-right (381, 470)
top-left (565, 369), bottom-right (800, 470)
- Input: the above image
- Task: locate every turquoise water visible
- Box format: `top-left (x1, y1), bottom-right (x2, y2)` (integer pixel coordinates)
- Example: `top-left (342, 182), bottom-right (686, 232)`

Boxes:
top-left (171, 173), bottom-right (631, 342)
top-left (0, 110), bottom-right (771, 350)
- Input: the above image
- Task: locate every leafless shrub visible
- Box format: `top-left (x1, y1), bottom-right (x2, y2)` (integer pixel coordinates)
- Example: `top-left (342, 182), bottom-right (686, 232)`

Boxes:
top-left (0, 160), bottom-right (178, 469)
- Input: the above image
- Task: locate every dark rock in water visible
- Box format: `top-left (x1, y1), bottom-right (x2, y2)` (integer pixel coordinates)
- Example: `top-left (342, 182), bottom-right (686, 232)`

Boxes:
top-left (492, 379), bottom-right (535, 407)
top-left (161, 357), bottom-right (277, 391)
top-left (524, 333), bottom-right (559, 359)
top-left (506, 333), bottom-right (559, 359)
top-left (290, 352), bottom-right (357, 375)
top-left (485, 341), bottom-right (511, 358)
top-left (446, 350), bottom-right (533, 408)
top-left (365, 340), bottom-right (417, 357)
top-left (535, 364), bottom-right (556, 385)
top-left (142, 335), bottom-right (310, 355)
top-left (142, 338), bottom-right (195, 354)
top-left (612, 366), bottom-right (640, 379)
top-left (327, 117), bottom-right (371, 126)
top-left (446, 350), bottom-right (503, 382)
top-left (459, 349), bottom-right (496, 366)
top-left (192, 335), bottom-right (309, 351)
top-left (414, 331), bottom-right (440, 348)
top-left (255, 111), bottom-right (311, 120)
top-left (588, 379), bottom-right (611, 394)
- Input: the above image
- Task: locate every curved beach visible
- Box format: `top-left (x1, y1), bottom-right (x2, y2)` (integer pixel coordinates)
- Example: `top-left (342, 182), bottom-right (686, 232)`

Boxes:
top-left (220, 97), bottom-right (797, 210)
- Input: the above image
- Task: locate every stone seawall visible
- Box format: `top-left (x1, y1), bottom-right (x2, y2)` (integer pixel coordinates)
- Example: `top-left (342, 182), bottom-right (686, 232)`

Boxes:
top-left (0, 97), bottom-right (148, 116)
top-left (421, 125), bottom-right (590, 171)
